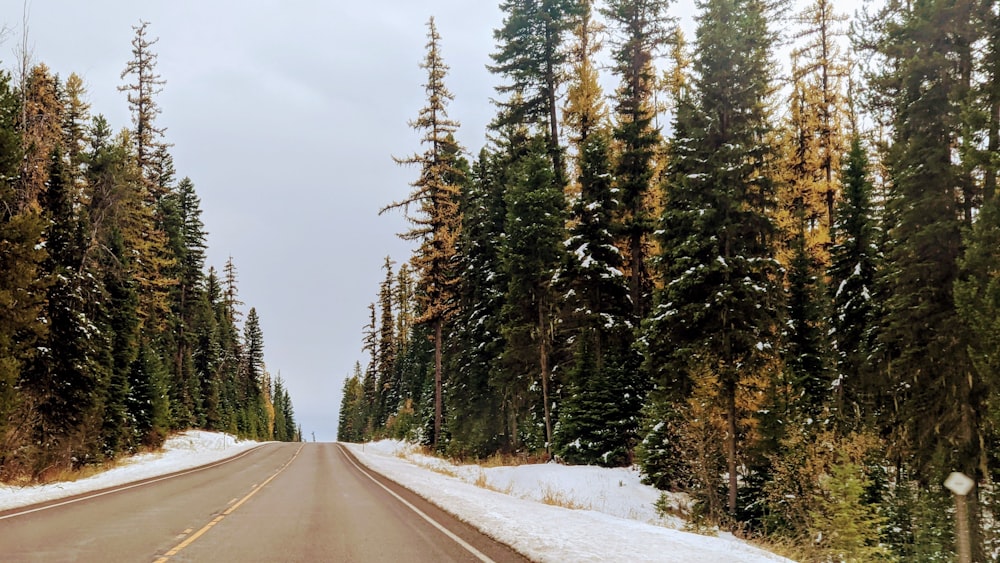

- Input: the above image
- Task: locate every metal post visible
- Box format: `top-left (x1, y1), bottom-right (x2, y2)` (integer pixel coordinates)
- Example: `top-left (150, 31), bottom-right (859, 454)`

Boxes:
top-left (944, 472), bottom-right (974, 563)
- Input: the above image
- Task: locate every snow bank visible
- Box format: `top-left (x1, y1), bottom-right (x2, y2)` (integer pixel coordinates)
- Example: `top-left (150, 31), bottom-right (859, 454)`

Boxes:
top-left (0, 431), bottom-right (260, 512)
top-left (346, 440), bottom-right (792, 563)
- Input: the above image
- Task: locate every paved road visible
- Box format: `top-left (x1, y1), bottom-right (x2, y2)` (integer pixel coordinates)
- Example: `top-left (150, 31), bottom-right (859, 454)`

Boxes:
top-left (0, 443), bottom-right (527, 562)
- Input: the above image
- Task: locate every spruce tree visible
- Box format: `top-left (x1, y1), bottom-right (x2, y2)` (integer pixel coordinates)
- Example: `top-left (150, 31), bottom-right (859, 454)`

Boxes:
top-left (376, 257), bottom-right (397, 427)
top-left (337, 365), bottom-right (366, 443)
top-left (645, 0), bottom-right (781, 521)
top-left (556, 127), bottom-right (639, 466)
top-left (86, 120), bottom-right (144, 456)
top-left (781, 229), bottom-right (833, 424)
top-left (360, 303), bottom-right (379, 439)
top-left (161, 177), bottom-right (207, 428)
top-left (500, 135), bottom-right (568, 455)
top-left (30, 147), bottom-right (108, 471)
top-left (241, 307), bottom-right (266, 439)
top-left (128, 340), bottom-right (171, 448)
top-left (194, 268), bottom-right (223, 430)
top-left (828, 137), bottom-right (879, 428)
top-left (448, 148), bottom-right (512, 456)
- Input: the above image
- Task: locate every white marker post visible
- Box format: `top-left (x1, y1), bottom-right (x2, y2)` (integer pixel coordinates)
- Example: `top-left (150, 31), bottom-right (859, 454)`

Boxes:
top-left (944, 471), bottom-right (974, 563)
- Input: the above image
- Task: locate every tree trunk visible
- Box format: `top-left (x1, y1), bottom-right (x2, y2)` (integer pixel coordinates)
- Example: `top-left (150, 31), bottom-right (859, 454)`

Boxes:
top-left (539, 299), bottom-right (553, 456)
top-left (727, 377), bottom-right (738, 518)
top-left (433, 318), bottom-right (443, 449)
top-left (630, 231), bottom-right (645, 322)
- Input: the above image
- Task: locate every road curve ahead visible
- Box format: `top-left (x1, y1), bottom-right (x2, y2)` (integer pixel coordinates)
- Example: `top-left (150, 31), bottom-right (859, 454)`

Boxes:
top-left (0, 442), bottom-right (527, 562)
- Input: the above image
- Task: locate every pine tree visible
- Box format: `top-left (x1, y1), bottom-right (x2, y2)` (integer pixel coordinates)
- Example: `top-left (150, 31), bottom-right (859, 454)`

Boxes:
top-left (645, 0), bottom-right (781, 521)
top-left (954, 195), bottom-right (1000, 559)
top-left (986, 5), bottom-right (999, 206)
top-left (870, 0), bottom-right (992, 554)
top-left (602, 0), bottom-right (673, 322)
top-left (490, 0), bottom-right (580, 179)
top-left (384, 19), bottom-right (466, 448)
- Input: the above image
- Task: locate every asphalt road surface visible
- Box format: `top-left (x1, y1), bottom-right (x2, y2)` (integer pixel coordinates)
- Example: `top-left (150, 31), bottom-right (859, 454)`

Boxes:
top-left (0, 442), bottom-right (528, 562)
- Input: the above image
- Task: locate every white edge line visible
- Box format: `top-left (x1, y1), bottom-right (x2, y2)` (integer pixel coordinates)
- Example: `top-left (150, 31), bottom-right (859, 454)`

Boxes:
top-left (337, 444), bottom-right (496, 563)
top-left (0, 444), bottom-right (268, 521)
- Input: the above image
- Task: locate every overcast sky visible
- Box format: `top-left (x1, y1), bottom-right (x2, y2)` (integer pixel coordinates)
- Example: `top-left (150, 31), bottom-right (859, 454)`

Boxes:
top-left (10, 0), bottom-right (864, 442)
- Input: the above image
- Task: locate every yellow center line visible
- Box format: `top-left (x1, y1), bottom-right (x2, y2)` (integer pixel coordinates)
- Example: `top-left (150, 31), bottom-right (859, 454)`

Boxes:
top-left (153, 444), bottom-right (303, 563)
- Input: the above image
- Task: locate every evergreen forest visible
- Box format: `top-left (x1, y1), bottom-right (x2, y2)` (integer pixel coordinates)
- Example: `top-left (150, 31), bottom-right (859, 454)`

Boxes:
top-left (0, 20), bottom-right (300, 483)
top-left (337, 0), bottom-right (1000, 559)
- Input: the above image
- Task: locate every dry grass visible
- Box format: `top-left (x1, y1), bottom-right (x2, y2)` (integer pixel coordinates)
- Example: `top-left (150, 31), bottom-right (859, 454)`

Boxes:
top-left (539, 486), bottom-right (588, 510)
top-left (37, 462), bottom-right (117, 484)
top-left (478, 450), bottom-right (548, 468)
top-left (412, 459), bottom-right (458, 478)
top-left (472, 469), bottom-right (514, 494)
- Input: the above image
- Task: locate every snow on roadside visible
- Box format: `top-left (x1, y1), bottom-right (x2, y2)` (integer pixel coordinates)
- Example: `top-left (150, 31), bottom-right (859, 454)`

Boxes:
top-left (0, 431), bottom-right (260, 512)
top-left (345, 440), bottom-right (792, 563)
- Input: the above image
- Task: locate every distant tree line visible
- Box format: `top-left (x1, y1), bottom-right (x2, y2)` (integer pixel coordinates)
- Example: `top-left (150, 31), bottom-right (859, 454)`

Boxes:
top-left (0, 20), bottom-right (299, 483)
top-left (338, 0), bottom-right (1000, 560)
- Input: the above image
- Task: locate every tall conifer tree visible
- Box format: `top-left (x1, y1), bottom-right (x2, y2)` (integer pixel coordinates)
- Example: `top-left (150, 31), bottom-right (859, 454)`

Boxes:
top-left (119, 20), bottom-right (169, 195)
top-left (871, 6), bottom-right (990, 556)
top-left (646, 0), bottom-right (781, 520)
top-left (383, 19), bottom-right (465, 448)
top-left (30, 147), bottom-right (107, 471)
top-left (490, 0), bottom-right (580, 180)
top-left (448, 147), bottom-right (513, 455)
top-left (828, 137), bottom-right (879, 428)
top-left (602, 0), bottom-right (673, 322)
top-left (0, 67), bottom-right (47, 473)
top-left (374, 258), bottom-right (396, 426)
top-left (500, 135), bottom-right (568, 455)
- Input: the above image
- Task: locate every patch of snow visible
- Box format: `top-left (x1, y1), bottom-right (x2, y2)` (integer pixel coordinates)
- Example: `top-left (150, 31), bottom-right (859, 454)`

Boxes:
top-left (346, 441), bottom-right (791, 563)
top-left (0, 431), bottom-right (260, 512)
